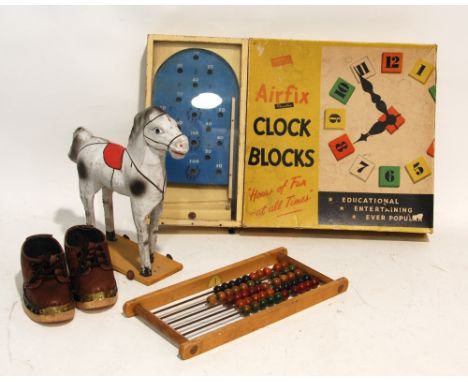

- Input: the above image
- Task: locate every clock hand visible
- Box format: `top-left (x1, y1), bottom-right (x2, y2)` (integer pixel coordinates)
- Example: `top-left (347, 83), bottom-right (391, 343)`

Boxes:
top-left (354, 75), bottom-right (397, 143)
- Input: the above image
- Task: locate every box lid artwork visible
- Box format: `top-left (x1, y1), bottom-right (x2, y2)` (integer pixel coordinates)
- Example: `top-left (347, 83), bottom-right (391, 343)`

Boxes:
top-left (147, 35), bottom-right (436, 234)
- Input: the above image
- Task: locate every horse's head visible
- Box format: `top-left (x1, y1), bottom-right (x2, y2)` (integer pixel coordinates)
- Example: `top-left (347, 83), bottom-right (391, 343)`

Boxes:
top-left (130, 107), bottom-right (189, 160)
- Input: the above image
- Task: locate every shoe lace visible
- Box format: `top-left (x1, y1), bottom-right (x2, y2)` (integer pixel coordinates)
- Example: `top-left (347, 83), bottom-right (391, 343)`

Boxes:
top-left (78, 243), bottom-right (110, 274)
top-left (30, 254), bottom-right (67, 283)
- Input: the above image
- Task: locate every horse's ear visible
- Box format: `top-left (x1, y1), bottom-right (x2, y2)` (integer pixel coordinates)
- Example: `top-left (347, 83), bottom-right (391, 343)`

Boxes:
top-left (129, 107), bottom-right (152, 141)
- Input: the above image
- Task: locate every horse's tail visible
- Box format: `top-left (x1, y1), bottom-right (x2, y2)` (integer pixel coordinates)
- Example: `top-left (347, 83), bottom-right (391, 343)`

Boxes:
top-left (68, 127), bottom-right (93, 162)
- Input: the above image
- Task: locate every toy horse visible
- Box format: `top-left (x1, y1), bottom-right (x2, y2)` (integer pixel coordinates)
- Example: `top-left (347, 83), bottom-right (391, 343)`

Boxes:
top-left (68, 106), bottom-right (189, 276)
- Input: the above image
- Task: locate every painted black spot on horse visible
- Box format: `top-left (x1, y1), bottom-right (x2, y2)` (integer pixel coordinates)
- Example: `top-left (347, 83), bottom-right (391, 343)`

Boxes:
top-left (130, 179), bottom-right (146, 197)
top-left (77, 160), bottom-right (88, 179)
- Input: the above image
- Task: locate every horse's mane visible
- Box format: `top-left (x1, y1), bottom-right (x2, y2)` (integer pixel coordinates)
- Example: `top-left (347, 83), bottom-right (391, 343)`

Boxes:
top-left (129, 106), bottom-right (166, 142)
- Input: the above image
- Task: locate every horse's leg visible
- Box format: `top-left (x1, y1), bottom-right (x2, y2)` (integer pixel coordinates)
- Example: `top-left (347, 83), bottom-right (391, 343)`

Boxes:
top-left (149, 203), bottom-right (163, 262)
top-left (102, 187), bottom-right (116, 241)
top-left (79, 180), bottom-right (96, 226)
top-left (130, 198), bottom-right (152, 277)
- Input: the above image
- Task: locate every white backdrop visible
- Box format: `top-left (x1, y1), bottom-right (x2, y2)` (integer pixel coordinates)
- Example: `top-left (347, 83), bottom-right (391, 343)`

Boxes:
top-left (1, 5), bottom-right (467, 375)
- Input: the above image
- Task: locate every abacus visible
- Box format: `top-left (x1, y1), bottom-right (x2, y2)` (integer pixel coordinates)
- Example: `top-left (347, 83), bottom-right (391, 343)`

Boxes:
top-left (123, 247), bottom-right (348, 359)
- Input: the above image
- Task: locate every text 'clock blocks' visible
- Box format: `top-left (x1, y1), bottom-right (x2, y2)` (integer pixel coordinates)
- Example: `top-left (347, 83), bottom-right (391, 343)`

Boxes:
top-left (328, 133), bottom-right (355, 161)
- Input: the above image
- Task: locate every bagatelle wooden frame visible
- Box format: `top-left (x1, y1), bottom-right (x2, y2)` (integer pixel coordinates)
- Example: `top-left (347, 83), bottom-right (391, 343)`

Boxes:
top-left (123, 247), bottom-right (348, 359)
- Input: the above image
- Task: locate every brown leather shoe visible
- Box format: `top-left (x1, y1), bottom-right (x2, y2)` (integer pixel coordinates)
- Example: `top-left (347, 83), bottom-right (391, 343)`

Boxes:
top-left (64, 225), bottom-right (118, 310)
top-left (21, 234), bottom-right (75, 323)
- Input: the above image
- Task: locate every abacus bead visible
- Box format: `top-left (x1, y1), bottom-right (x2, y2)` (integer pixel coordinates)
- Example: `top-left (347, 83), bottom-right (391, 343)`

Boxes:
top-left (247, 280), bottom-right (255, 287)
top-left (244, 296), bottom-right (253, 306)
top-left (224, 288), bottom-right (233, 296)
top-left (297, 282), bottom-right (306, 293)
top-left (241, 290), bottom-right (249, 298)
top-left (221, 283), bottom-right (229, 291)
top-left (256, 269), bottom-right (265, 279)
top-left (266, 287), bottom-right (275, 297)
top-left (288, 264), bottom-right (296, 272)
top-left (249, 272), bottom-right (257, 280)
top-left (234, 292), bottom-right (242, 301)
top-left (281, 289), bottom-right (289, 300)
top-left (274, 292), bottom-right (283, 304)
top-left (272, 277), bottom-right (281, 287)
top-left (242, 275), bottom-right (250, 283)
top-left (283, 281), bottom-right (291, 290)
top-left (259, 299), bottom-right (267, 310)
top-left (267, 296), bottom-right (275, 306)
top-left (259, 291), bottom-right (267, 300)
top-left (216, 291), bottom-right (227, 302)
top-left (239, 283), bottom-right (248, 291)
top-left (271, 271), bottom-right (278, 279)
top-left (213, 285), bottom-right (221, 293)
top-left (232, 286), bottom-right (240, 294)
top-left (263, 267), bottom-right (272, 277)
top-left (294, 269), bottom-right (304, 277)
top-left (287, 272), bottom-right (295, 281)
top-left (248, 286), bottom-right (256, 296)
top-left (273, 263), bottom-right (282, 272)
top-left (251, 301), bottom-right (260, 313)
top-left (274, 286), bottom-right (282, 293)
top-left (207, 294), bottom-right (218, 306)
top-left (279, 274), bottom-right (288, 283)
top-left (303, 274), bottom-right (311, 281)
top-left (252, 293), bottom-right (261, 302)
top-left (235, 278), bottom-right (243, 286)
top-left (228, 280), bottom-right (236, 288)
top-left (242, 305), bottom-right (252, 316)
top-left (282, 267), bottom-right (290, 274)
top-left (235, 298), bottom-right (246, 309)
top-left (254, 279), bottom-right (262, 285)
top-left (311, 278), bottom-right (320, 289)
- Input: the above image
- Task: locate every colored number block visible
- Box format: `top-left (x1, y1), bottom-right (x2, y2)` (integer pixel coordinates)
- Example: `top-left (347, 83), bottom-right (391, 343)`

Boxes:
top-left (381, 52), bottom-right (403, 73)
top-left (328, 133), bottom-right (355, 161)
top-left (409, 59), bottom-right (434, 84)
top-left (349, 155), bottom-right (375, 182)
top-left (350, 56), bottom-right (376, 82)
top-left (378, 106), bottom-right (405, 134)
top-left (429, 85), bottom-right (436, 101)
top-left (405, 156), bottom-right (432, 183)
top-left (329, 78), bottom-right (355, 105)
top-left (427, 139), bottom-right (435, 157)
top-left (324, 108), bottom-right (346, 129)
top-left (379, 166), bottom-right (400, 188)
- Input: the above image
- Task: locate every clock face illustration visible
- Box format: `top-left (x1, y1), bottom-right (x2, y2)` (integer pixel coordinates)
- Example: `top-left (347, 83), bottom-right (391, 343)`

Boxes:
top-left (318, 45), bottom-right (436, 228)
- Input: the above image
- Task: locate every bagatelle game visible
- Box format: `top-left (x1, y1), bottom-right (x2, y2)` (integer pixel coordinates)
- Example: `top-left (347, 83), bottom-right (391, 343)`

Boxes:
top-left (146, 35), bottom-right (436, 234)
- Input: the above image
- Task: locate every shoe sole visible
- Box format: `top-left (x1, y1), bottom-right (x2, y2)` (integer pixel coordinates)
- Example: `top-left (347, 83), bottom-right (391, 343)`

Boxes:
top-left (76, 294), bottom-right (118, 310)
top-left (22, 302), bottom-right (75, 324)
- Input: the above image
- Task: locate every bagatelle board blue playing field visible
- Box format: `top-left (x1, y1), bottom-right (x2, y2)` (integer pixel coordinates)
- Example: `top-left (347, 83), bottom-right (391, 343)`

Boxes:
top-left (153, 48), bottom-right (240, 186)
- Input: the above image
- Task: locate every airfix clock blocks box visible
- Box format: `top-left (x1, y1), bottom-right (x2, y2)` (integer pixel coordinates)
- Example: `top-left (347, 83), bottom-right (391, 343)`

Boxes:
top-left (146, 35), bottom-right (436, 233)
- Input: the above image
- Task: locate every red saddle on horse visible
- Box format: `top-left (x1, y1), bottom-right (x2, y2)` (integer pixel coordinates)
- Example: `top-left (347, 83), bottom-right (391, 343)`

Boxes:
top-left (103, 143), bottom-right (126, 170)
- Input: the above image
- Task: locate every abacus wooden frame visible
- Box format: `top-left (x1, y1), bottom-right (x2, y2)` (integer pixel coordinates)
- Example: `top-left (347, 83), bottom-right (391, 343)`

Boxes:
top-left (123, 247), bottom-right (349, 360)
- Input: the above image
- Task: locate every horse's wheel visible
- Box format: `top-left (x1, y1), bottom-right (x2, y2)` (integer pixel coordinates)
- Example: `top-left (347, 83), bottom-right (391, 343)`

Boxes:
top-left (166, 253), bottom-right (173, 260)
top-left (126, 270), bottom-right (135, 280)
top-left (123, 234), bottom-right (130, 240)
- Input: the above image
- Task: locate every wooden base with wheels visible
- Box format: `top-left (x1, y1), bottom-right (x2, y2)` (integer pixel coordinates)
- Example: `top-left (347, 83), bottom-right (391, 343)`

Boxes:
top-left (107, 234), bottom-right (183, 286)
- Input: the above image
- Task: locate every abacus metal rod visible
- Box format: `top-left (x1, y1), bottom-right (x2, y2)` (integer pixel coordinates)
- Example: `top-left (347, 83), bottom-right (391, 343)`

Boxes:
top-left (181, 311), bottom-right (241, 337)
top-left (165, 304), bottom-right (220, 326)
top-left (172, 305), bottom-right (233, 331)
top-left (153, 290), bottom-right (212, 317)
